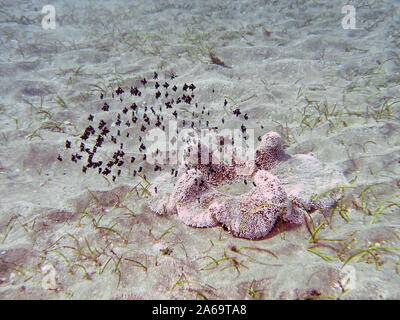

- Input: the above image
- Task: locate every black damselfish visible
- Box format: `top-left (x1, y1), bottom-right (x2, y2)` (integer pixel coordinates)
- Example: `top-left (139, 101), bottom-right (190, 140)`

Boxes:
top-left (57, 71), bottom-right (248, 183)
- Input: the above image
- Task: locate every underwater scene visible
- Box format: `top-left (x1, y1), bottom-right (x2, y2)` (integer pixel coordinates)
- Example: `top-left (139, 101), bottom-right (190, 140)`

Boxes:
top-left (0, 0), bottom-right (399, 300)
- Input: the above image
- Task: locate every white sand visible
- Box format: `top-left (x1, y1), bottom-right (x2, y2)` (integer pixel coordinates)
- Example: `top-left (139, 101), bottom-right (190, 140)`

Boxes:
top-left (0, 0), bottom-right (399, 299)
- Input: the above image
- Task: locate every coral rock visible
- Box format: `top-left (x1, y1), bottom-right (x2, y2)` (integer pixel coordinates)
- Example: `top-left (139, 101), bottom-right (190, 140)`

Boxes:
top-left (150, 131), bottom-right (346, 240)
top-left (255, 131), bottom-right (286, 170)
top-left (168, 169), bottom-right (219, 227)
top-left (210, 170), bottom-right (288, 240)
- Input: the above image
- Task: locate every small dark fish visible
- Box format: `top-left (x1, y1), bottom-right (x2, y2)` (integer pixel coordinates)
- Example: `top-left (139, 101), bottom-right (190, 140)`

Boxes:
top-left (115, 87), bottom-right (124, 95)
top-left (130, 87), bottom-right (141, 96)
top-left (98, 120), bottom-right (106, 130)
top-left (101, 127), bottom-right (110, 136)
top-left (233, 108), bottom-right (241, 117)
top-left (102, 103), bottom-right (110, 111)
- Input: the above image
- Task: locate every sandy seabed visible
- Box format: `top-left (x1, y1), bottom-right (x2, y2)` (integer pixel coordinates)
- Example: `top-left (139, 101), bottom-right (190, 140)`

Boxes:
top-left (0, 0), bottom-right (399, 299)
